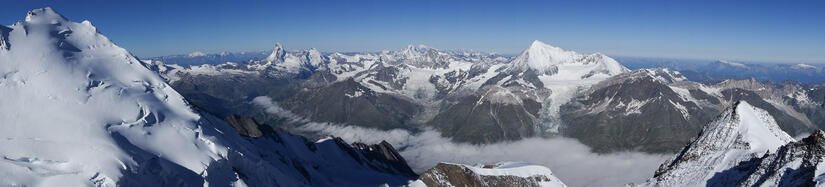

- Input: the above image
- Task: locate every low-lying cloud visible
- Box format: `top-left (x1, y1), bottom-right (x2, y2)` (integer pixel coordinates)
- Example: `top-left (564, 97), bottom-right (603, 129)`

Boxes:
top-left (251, 96), bottom-right (307, 123)
top-left (255, 96), bottom-right (669, 186)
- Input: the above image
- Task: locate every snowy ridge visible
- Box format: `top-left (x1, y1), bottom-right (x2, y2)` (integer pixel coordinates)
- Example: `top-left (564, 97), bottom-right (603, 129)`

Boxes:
top-left (724, 130), bottom-right (825, 186)
top-left (641, 101), bottom-right (794, 186)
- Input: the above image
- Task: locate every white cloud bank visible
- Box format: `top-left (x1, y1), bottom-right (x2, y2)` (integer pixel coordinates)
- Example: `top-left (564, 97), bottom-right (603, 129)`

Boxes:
top-left (253, 96), bottom-right (669, 186)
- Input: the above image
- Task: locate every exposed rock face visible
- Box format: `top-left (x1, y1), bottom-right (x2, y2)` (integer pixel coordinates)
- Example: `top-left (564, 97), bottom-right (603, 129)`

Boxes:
top-left (0, 25), bottom-right (10, 50)
top-left (224, 114), bottom-right (264, 137)
top-left (223, 115), bottom-right (419, 185)
top-left (430, 86), bottom-right (542, 143)
top-left (414, 162), bottom-right (566, 187)
top-left (350, 140), bottom-right (417, 177)
top-left (283, 79), bottom-right (422, 130)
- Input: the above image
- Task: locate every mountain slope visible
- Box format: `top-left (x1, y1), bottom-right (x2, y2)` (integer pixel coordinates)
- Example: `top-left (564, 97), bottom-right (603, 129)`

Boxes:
top-left (560, 69), bottom-right (718, 153)
top-left (0, 7), bottom-right (416, 186)
top-left (429, 40), bottom-right (630, 143)
top-left (705, 130), bottom-right (825, 186)
top-left (642, 101), bottom-right (794, 186)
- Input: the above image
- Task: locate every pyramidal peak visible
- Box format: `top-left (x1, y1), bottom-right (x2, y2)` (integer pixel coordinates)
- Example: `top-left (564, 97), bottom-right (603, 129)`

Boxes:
top-left (509, 40), bottom-right (628, 77)
top-left (517, 40), bottom-right (593, 67)
top-left (266, 42), bottom-right (286, 62)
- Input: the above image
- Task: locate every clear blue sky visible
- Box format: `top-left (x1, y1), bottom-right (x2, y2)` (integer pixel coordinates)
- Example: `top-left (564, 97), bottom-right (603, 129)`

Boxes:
top-left (2, 0), bottom-right (824, 63)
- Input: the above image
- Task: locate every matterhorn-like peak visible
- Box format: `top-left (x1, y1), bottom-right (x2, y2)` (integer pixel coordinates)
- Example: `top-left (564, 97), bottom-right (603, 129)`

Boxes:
top-left (266, 42), bottom-right (286, 62)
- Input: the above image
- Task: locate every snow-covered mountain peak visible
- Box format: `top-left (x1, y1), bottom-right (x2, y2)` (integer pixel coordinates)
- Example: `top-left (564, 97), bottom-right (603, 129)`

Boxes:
top-left (265, 42), bottom-right (286, 62)
top-left (0, 7), bottom-right (224, 185)
top-left (693, 100), bottom-right (794, 156)
top-left (793, 63), bottom-right (817, 69)
top-left (508, 40), bottom-right (628, 76)
top-left (305, 47), bottom-right (324, 67)
top-left (528, 40), bottom-right (564, 51)
top-left (644, 101), bottom-right (794, 186)
top-left (2, 8), bottom-right (424, 186)
top-left (381, 44), bottom-right (456, 69)
top-left (728, 101), bottom-right (795, 150)
top-left (398, 44), bottom-right (438, 57)
top-left (716, 60), bottom-right (748, 68)
top-left (186, 51), bottom-right (206, 57)
top-left (24, 7), bottom-right (68, 24)
top-left (516, 40), bottom-right (574, 69)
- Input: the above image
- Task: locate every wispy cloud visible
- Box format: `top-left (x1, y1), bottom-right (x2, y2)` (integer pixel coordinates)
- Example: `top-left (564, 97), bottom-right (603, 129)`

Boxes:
top-left (255, 96), bottom-right (668, 186)
top-left (251, 96), bottom-right (308, 123)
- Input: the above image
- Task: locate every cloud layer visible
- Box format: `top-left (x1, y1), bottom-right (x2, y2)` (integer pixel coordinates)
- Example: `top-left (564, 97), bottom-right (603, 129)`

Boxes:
top-left (254, 96), bottom-right (669, 186)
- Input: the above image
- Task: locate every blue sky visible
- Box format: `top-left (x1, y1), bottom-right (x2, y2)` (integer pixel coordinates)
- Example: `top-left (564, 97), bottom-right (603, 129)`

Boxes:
top-left (2, 0), bottom-right (824, 63)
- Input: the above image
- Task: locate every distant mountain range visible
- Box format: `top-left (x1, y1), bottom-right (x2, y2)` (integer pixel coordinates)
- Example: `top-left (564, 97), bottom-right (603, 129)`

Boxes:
top-left (149, 39), bottom-right (825, 154)
top-left (153, 50), bottom-right (825, 85)
top-left (615, 56), bottom-right (825, 84)
top-left (146, 50), bottom-right (270, 66)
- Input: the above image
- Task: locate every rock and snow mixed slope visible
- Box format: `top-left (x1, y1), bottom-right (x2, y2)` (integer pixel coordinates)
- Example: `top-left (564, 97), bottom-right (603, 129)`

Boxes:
top-left (561, 67), bottom-right (823, 153)
top-left (0, 7), bottom-right (417, 186)
top-left (641, 101), bottom-right (795, 186)
top-left (712, 130), bottom-right (825, 186)
top-left (560, 68), bottom-right (721, 153)
top-left (410, 162), bottom-right (567, 187)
